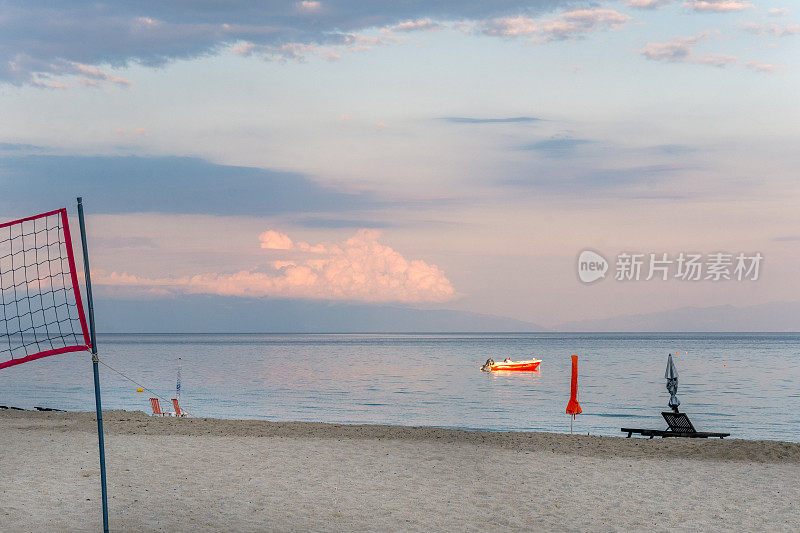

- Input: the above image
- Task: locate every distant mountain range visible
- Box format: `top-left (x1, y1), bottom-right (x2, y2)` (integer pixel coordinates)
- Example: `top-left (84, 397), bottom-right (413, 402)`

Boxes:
top-left (95, 296), bottom-right (547, 333)
top-left (94, 296), bottom-right (800, 333)
top-left (556, 301), bottom-right (800, 332)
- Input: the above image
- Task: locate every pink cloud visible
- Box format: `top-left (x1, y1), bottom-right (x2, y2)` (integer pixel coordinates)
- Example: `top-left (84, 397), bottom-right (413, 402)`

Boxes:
top-left (623, 0), bottom-right (675, 8)
top-left (768, 8), bottom-right (789, 16)
top-left (684, 1), bottom-right (754, 12)
top-left (480, 9), bottom-right (630, 42)
top-left (95, 229), bottom-right (457, 303)
top-left (694, 53), bottom-right (739, 66)
top-left (32, 80), bottom-right (70, 89)
top-left (642, 32), bottom-right (779, 72)
top-left (641, 32), bottom-right (737, 67)
top-left (67, 63), bottom-right (131, 86)
top-left (641, 33), bottom-right (708, 61)
top-left (259, 230), bottom-right (294, 250)
top-left (390, 19), bottom-right (441, 33)
top-left (13, 55), bottom-right (132, 89)
top-left (744, 61), bottom-right (780, 73)
top-left (231, 42), bottom-right (319, 62)
top-left (230, 32), bottom-right (392, 62)
top-left (743, 22), bottom-right (800, 36)
top-left (297, 1), bottom-right (322, 13)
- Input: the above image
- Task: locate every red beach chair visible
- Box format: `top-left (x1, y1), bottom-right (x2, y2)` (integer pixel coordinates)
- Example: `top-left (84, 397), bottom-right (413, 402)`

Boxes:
top-left (172, 398), bottom-right (187, 417)
top-left (150, 398), bottom-right (166, 416)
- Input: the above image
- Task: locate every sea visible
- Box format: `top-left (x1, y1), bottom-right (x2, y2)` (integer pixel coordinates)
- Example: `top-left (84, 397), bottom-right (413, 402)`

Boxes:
top-left (1, 333), bottom-right (798, 442)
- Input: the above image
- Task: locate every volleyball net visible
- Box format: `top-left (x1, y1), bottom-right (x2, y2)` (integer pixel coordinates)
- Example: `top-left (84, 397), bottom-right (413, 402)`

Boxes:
top-left (0, 208), bottom-right (91, 369)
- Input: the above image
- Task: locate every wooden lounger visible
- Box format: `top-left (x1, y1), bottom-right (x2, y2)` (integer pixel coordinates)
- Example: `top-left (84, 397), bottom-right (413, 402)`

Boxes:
top-left (622, 412), bottom-right (730, 439)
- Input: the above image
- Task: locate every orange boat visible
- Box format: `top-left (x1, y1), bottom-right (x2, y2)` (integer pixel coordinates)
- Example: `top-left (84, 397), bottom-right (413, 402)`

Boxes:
top-left (481, 358), bottom-right (541, 372)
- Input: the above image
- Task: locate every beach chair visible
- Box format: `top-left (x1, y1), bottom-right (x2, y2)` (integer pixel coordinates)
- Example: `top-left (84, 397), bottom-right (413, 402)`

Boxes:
top-left (172, 398), bottom-right (187, 417)
top-left (150, 398), bottom-right (166, 416)
top-left (621, 412), bottom-right (730, 439)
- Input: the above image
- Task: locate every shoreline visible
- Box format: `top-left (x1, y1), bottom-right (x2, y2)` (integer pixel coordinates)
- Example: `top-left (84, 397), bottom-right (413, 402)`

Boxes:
top-left (3, 408), bottom-right (800, 463)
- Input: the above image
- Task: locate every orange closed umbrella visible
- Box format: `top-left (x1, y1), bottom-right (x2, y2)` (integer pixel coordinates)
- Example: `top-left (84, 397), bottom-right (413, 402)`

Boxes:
top-left (566, 355), bottom-right (582, 433)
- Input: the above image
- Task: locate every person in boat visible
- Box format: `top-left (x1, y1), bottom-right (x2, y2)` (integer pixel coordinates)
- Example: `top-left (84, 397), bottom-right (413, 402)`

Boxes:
top-left (481, 358), bottom-right (495, 371)
top-left (504, 357), bottom-right (512, 363)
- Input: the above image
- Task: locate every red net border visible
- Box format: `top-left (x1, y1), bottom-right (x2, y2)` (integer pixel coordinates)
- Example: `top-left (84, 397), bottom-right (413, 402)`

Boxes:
top-left (0, 208), bottom-right (92, 369)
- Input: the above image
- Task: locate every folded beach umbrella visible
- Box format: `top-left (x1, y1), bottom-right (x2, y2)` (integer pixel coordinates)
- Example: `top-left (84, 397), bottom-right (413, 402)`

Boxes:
top-left (566, 355), bottom-right (582, 432)
top-left (665, 353), bottom-right (680, 413)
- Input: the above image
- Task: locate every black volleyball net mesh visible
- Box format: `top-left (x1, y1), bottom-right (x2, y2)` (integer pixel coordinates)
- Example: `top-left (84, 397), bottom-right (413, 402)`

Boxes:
top-left (0, 208), bottom-right (91, 369)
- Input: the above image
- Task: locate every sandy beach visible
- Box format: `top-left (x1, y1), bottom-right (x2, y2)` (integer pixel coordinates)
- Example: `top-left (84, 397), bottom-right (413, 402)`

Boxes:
top-left (2, 410), bottom-right (799, 532)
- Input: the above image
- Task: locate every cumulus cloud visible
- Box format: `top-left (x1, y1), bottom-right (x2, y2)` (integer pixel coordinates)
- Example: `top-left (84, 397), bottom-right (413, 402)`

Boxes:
top-left (95, 229), bottom-right (456, 303)
top-left (683, 1), bottom-right (754, 12)
top-left (259, 230), bottom-right (294, 250)
top-left (1, 0), bottom-right (566, 87)
top-left (479, 9), bottom-right (631, 42)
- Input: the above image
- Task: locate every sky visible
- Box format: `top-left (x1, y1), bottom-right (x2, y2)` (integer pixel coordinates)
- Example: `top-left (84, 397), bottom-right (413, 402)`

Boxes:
top-left (1, 0), bottom-right (799, 328)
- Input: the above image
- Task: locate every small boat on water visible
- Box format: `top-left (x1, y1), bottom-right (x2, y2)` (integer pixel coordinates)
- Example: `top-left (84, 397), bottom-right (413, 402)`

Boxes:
top-left (481, 358), bottom-right (541, 372)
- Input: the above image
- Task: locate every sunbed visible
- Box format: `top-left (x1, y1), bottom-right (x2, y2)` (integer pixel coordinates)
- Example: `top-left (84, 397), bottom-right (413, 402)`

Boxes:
top-left (621, 411), bottom-right (729, 439)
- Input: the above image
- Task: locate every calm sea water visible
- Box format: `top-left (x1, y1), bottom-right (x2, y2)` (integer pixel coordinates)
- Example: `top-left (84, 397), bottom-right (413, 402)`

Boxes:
top-left (1, 333), bottom-right (798, 442)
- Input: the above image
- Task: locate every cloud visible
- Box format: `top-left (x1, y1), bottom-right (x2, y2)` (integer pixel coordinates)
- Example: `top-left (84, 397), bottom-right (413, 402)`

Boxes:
top-left (499, 164), bottom-right (687, 197)
top-left (650, 144), bottom-right (698, 155)
top-left (519, 137), bottom-right (592, 157)
top-left (0, 142), bottom-right (44, 152)
top-left (693, 53), bottom-right (738, 67)
top-left (479, 9), bottom-right (631, 42)
top-left (440, 116), bottom-right (541, 124)
top-left (0, 1), bottom-right (566, 87)
top-left (95, 229), bottom-right (456, 303)
top-left (389, 19), bottom-right (441, 33)
top-left (0, 154), bottom-right (379, 216)
top-left (4, 55), bottom-right (132, 88)
top-left (623, 0), bottom-right (675, 9)
top-left (297, 1), bottom-right (323, 13)
top-left (641, 32), bottom-right (737, 67)
top-left (768, 8), bottom-right (789, 17)
top-left (641, 32), bottom-right (708, 62)
top-left (292, 217), bottom-right (393, 229)
top-left (683, 1), bottom-right (754, 12)
top-left (259, 230), bottom-right (294, 250)
top-left (743, 61), bottom-right (780, 73)
top-left (91, 236), bottom-right (157, 249)
top-left (743, 22), bottom-right (800, 37)
top-left (641, 32), bottom-right (779, 72)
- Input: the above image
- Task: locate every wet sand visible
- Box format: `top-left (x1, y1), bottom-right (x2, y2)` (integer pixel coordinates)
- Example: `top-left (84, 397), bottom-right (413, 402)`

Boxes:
top-left (2, 410), bottom-right (799, 531)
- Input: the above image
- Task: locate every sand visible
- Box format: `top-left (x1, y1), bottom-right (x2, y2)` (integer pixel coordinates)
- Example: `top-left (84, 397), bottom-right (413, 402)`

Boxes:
top-left (2, 410), bottom-right (799, 531)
